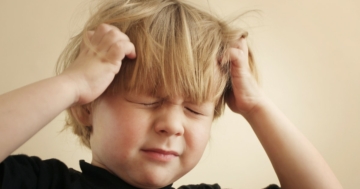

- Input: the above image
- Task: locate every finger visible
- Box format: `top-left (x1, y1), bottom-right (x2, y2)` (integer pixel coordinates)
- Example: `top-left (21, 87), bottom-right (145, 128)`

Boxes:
top-left (91, 23), bottom-right (113, 47)
top-left (107, 40), bottom-right (136, 65)
top-left (80, 31), bottom-right (95, 54)
top-left (230, 37), bottom-right (248, 51)
top-left (219, 37), bottom-right (248, 64)
top-left (98, 28), bottom-right (130, 53)
top-left (228, 38), bottom-right (250, 74)
top-left (229, 48), bottom-right (249, 70)
top-left (87, 30), bottom-right (95, 40)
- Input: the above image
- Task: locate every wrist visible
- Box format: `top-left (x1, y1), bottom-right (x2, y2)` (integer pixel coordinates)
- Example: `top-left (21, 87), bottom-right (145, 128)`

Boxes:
top-left (55, 73), bottom-right (81, 106)
top-left (242, 96), bottom-right (274, 122)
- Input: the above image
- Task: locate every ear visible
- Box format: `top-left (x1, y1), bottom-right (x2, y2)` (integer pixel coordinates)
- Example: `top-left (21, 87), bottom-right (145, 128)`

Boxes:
top-left (70, 104), bottom-right (93, 126)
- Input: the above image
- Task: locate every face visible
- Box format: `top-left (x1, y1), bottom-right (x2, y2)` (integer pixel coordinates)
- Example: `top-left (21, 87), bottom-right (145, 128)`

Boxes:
top-left (88, 91), bottom-right (215, 189)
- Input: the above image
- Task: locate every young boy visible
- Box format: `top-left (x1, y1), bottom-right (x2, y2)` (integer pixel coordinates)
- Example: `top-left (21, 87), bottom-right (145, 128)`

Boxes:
top-left (0, 0), bottom-right (342, 188)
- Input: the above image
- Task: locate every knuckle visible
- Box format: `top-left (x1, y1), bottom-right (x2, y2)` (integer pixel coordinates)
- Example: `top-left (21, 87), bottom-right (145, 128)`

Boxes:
top-left (113, 41), bottom-right (123, 50)
top-left (97, 23), bottom-right (110, 33)
top-left (107, 28), bottom-right (118, 37)
top-left (108, 42), bottom-right (125, 58)
top-left (121, 33), bottom-right (130, 41)
top-left (108, 25), bottom-right (122, 34)
top-left (108, 24), bottom-right (120, 31)
top-left (106, 27), bottom-right (129, 41)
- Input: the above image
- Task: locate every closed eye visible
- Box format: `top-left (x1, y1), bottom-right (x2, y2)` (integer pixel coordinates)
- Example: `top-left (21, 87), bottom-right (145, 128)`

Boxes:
top-left (140, 101), bottom-right (162, 107)
top-left (186, 107), bottom-right (202, 115)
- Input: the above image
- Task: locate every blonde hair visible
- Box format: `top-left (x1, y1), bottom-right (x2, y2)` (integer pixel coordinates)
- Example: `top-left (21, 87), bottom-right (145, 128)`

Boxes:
top-left (56, 0), bottom-right (257, 148)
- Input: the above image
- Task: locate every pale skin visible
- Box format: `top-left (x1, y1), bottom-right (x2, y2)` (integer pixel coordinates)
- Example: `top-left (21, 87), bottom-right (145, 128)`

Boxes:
top-left (0, 23), bottom-right (343, 189)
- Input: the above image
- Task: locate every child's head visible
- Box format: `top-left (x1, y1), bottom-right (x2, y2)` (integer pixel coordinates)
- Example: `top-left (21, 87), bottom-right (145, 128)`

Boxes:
top-left (57, 0), bottom-right (255, 148)
top-left (57, 0), bottom-right (256, 187)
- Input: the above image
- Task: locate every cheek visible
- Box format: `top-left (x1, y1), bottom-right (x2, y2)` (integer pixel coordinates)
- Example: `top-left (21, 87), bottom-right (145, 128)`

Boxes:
top-left (179, 121), bottom-right (211, 176)
top-left (101, 111), bottom-right (145, 142)
top-left (91, 107), bottom-right (137, 146)
top-left (186, 120), bottom-right (212, 155)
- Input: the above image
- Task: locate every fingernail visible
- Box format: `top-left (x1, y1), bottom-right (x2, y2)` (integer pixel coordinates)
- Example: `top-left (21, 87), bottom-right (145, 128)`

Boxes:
top-left (241, 31), bottom-right (248, 38)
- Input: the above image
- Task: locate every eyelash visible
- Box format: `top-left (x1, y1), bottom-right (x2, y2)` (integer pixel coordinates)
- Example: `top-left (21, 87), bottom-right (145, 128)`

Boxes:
top-left (140, 102), bottom-right (202, 115)
top-left (186, 107), bottom-right (201, 115)
top-left (141, 101), bottom-right (162, 107)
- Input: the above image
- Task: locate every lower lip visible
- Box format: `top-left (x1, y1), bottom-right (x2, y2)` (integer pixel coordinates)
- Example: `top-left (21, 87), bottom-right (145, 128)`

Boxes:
top-left (142, 151), bottom-right (178, 162)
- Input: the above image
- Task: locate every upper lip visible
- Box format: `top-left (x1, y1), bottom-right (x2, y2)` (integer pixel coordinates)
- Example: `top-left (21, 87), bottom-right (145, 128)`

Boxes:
top-left (142, 148), bottom-right (180, 156)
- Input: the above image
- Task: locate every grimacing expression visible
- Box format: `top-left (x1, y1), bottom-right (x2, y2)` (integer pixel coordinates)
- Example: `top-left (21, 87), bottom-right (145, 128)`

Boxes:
top-left (88, 91), bottom-right (216, 188)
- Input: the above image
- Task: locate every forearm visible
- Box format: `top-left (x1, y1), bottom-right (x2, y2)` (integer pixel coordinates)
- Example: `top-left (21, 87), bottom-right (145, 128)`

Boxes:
top-left (244, 98), bottom-right (343, 189)
top-left (0, 75), bottom-right (77, 162)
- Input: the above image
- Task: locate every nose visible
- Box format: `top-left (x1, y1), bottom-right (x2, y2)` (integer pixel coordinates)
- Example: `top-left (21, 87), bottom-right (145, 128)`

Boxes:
top-left (153, 104), bottom-right (184, 136)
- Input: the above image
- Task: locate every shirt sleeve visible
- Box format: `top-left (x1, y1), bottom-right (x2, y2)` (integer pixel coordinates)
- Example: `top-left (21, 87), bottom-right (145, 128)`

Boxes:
top-left (0, 154), bottom-right (71, 189)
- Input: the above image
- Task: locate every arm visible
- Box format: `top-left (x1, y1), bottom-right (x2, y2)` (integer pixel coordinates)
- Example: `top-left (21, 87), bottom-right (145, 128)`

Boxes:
top-left (0, 24), bottom-right (136, 163)
top-left (0, 75), bottom-right (77, 162)
top-left (225, 38), bottom-right (343, 189)
top-left (245, 98), bottom-right (342, 189)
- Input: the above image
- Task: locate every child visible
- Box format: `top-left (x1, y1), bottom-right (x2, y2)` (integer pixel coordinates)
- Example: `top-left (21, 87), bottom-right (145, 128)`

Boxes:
top-left (0, 0), bottom-right (343, 188)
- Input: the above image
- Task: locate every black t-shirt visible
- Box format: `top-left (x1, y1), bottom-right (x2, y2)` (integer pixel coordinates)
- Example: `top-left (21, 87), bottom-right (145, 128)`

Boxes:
top-left (0, 155), bottom-right (280, 189)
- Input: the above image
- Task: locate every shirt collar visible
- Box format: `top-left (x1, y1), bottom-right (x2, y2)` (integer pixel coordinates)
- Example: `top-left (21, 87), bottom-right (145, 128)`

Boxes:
top-left (80, 160), bottom-right (174, 189)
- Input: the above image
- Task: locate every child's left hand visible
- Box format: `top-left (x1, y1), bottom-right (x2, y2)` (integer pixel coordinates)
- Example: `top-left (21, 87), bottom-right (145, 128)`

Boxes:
top-left (225, 37), bottom-right (265, 117)
top-left (224, 38), bottom-right (344, 189)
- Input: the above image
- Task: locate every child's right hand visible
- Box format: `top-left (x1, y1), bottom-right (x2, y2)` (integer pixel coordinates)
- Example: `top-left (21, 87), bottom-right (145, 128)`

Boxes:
top-left (0, 23), bottom-right (136, 161)
top-left (60, 23), bottom-right (136, 105)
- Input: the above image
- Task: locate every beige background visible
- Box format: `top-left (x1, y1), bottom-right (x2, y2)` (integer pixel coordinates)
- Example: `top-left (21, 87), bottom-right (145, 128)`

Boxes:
top-left (0, 0), bottom-right (359, 188)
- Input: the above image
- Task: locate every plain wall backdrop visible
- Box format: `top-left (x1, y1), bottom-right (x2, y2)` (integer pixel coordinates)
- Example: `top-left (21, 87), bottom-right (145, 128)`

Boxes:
top-left (0, 0), bottom-right (359, 188)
